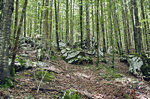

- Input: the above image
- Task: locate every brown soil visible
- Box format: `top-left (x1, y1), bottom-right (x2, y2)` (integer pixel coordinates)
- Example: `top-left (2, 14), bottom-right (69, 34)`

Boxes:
top-left (0, 53), bottom-right (150, 99)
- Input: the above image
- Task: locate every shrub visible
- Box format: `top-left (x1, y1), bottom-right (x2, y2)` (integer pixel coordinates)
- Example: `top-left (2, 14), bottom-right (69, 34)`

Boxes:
top-left (61, 90), bottom-right (82, 99)
top-left (35, 69), bottom-right (55, 82)
top-left (0, 77), bottom-right (16, 88)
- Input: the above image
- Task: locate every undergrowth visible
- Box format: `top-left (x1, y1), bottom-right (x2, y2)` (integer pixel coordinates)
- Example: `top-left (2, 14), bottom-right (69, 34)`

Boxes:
top-left (99, 66), bottom-right (124, 80)
top-left (35, 69), bottom-right (55, 82)
top-left (54, 90), bottom-right (83, 99)
top-left (0, 77), bottom-right (16, 88)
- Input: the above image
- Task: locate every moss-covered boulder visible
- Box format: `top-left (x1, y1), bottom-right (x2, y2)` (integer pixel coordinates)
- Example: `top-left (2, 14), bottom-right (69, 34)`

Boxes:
top-left (141, 56), bottom-right (150, 81)
top-left (127, 55), bottom-right (143, 76)
top-left (127, 54), bottom-right (150, 81)
top-left (61, 48), bottom-right (93, 65)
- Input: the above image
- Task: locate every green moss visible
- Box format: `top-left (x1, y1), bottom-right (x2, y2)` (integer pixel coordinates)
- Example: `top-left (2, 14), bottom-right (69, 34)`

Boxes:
top-left (105, 83), bottom-right (111, 86)
top-left (124, 94), bottom-right (130, 99)
top-left (26, 96), bottom-right (35, 99)
top-left (61, 90), bottom-right (83, 99)
top-left (51, 55), bottom-right (58, 60)
top-left (35, 70), bottom-right (55, 82)
top-left (99, 67), bottom-right (124, 80)
top-left (96, 64), bottom-right (105, 70)
top-left (9, 67), bottom-right (15, 77)
top-left (0, 77), bottom-right (16, 88)
top-left (15, 56), bottom-right (26, 67)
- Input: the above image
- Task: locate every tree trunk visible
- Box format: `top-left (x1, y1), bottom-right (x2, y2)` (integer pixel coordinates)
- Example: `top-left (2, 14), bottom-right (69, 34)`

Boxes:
top-left (49, 0), bottom-right (53, 50)
top-left (70, 0), bottom-right (74, 46)
top-left (86, 0), bottom-right (90, 49)
top-left (100, 0), bottom-right (106, 58)
top-left (24, 9), bottom-right (26, 37)
top-left (55, 0), bottom-right (60, 51)
top-left (96, 0), bottom-right (100, 66)
top-left (80, 0), bottom-right (83, 49)
top-left (13, 0), bottom-right (19, 39)
top-left (91, 0), bottom-right (94, 37)
top-left (11, 0), bottom-right (28, 77)
top-left (109, 0), bottom-right (115, 68)
top-left (140, 0), bottom-right (149, 52)
top-left (132, 0), bottom-right (142, 54)
top-left (0, 0), bottom-right (14, 81)
top-left (66, 0), bottom-right (69, 44)
top-left (121, 0), bottom-right (129, 54)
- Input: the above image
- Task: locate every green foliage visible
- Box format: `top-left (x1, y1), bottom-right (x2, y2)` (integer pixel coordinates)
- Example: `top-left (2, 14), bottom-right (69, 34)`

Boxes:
top-left (96, 64), bottom-right (105, 70)
top-left (61, 90), bottom-right (83, 99)
top-left (0, 77), bottom-right (16, 88)
top-left (60, 55), bottom-right (64, 60)
top-left (15, 55), bottom-right (26, 67)
top-left (99, 67), bottom-right (124, 80)
top-left (124, 94), bottom-right (130, 99)
top-left (25, 95), bottom-right (35, 99)
top-left (10, 67), bottom-right (15, 77)
top-left (35, 69), bottom-right (55, 82)
top-left (50, 55), bottom-right (58, 60)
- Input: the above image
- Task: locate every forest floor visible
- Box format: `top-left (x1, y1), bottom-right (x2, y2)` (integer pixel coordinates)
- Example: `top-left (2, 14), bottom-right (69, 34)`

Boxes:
top-left (0, 49), bottom-right (150, 99)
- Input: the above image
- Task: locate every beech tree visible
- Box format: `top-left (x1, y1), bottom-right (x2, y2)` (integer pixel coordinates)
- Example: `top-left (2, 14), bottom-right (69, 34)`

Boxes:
top-left (0, 0), bottom-right (14, 81)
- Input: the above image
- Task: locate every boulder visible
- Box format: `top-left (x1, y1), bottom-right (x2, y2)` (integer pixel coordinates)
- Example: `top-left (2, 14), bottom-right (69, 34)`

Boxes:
top-left (127, 55), bottom-right (150, 81)
top-left (87, 50), bottom-right (96, 56)
top-left (55, 40), bottom-right (66, 49)
top-left (66, 51), bottom-right (80, 60)
top-left (36, 49), bottom-right (45, 61)
top-left (36, 61), bottom-right (48, 67)
top-left (107, 46), bottom-right (118, 55)
top-left (59, 41), bottom-right (66, 49)
top-left (120, 56), bottom-right (128, 63)
top-left (141, 56), bottom-right (150, 81)
top-left (61, 48), bottom-right (93, 65)
top-left (128, 55), bottom-right (143, 76)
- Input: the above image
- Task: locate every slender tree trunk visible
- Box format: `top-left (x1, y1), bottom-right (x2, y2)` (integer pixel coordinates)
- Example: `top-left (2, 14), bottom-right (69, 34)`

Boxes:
top-left (44, 0), bottom-right (49, 49)
top-left (13, 0), bottom-right (19, 39)
top-left (132, 0), bottom-right (142, 54)
top-left (11, 0), bottom-right (28, 77)
top-left (49, 0), bottom-right (53, 50)
top-left (96, 0), bottom-right (100, 66)
top-left (66, 0), bottom-right (69, 44)
top-left (30, 19), bottom-right (32, 37)
top-left (86, 0), bottom-right (90, 49)
top-left (121, 0), bottom-right (129, 54)
top-left (80, 0), bottom-right (83, 49)
top-left (124, 0), bottom-right (131, 52)
top-left (70, 0), bottom-right (73, 46)
top-left (54, 0), bottom-right (60, 51)
top-left (140, 0), bottom-right (149, 52)
top-left (109, 0), bottom-right (115, 68)
top-left (24, 10), bottom-right (26, 37)
top-left (112, 0), bottom-right (122, 56)
top-left (91, 0), bottom-right (94, 37)
top-left (40, 0), bottom-right (44, 35)
top-left (100, 0), bottom-right (106, 58)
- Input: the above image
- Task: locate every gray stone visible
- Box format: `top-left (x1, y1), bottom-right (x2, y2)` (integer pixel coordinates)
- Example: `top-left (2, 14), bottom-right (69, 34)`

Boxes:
top-left (128, 56), bottom-right (143, 76)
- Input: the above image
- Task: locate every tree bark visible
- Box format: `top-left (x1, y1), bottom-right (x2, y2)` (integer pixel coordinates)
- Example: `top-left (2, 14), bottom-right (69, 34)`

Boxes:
top-left (13, 0), bottom-right (19, 39)
top-left (0, 0), bottom-right (14, 81)
top-left (66, 0), bottom-right (69, 44)
top-left (11, 0), bottom-right (28, 77)
top-left (96, 0), bottom-right (100, 66)
top-left (86, 0), bottom-right (90, 49)
top-left (55, 0), bottom-right (60, 51)
top-left (80, 0), bottom-right (83, 49)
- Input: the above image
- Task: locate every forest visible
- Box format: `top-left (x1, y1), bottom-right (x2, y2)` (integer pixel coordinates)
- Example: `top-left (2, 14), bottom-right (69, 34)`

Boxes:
top-left (0, 0), bottom-right (150, 98)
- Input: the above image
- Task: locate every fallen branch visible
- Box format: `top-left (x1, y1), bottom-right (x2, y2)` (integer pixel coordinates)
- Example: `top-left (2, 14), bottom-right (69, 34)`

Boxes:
top-left (32, 88), bottom-right (63, 93)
